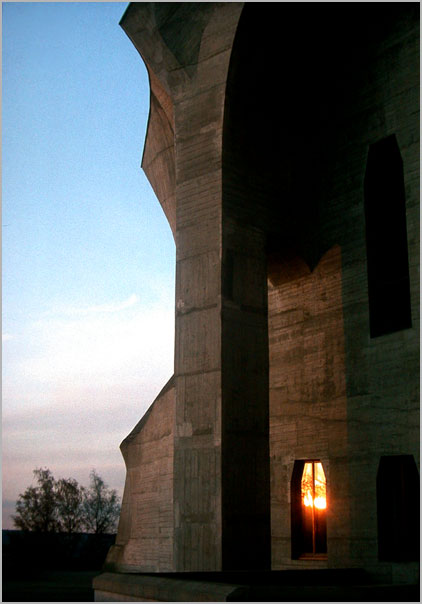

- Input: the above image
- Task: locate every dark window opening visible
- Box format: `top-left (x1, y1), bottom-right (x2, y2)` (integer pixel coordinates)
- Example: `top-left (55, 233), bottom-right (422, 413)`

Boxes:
top-left (377, 455), bottom-right (419, 562)
top-left (364, 134), bottom-right (412, 338)
top-left (291, 460), bottom-right (327, 559)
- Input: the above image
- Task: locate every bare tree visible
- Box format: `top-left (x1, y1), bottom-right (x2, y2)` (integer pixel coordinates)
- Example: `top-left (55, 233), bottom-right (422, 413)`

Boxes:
top-left (56, 477), bottom-right (85, 533)
top-left (82, 470), bottom-right (120, 534)
top-left (12, 468), bottom-right (59, 532)
top-left (13, 468), bottom-right (120, 534)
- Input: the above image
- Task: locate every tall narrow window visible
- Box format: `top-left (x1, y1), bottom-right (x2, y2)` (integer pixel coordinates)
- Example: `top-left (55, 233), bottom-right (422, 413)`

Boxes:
top-left (377, 455), bottom-right (419, 561)
top-left (291, 460), bottom-right (327, 559)
top-left (364, 134), bottom-right (412, 338)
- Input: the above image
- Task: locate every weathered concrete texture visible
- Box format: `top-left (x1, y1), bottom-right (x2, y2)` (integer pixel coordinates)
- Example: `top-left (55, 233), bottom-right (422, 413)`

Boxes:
top-left (93, 572), bottom-right (240, 602)
top-left (260, 3), bottom-right (419, 580)
top-left (93, 570), bottom-right (420, 602)
top-left (121, 1), bottom-right (272, 572)
top-left (142, 69), bottom-right (176, 236)
top-left (100, 2), bottom-right (419, 594)
top-left (105, 378), bottom-right (175, 573)
top-left (324, 6), bottom-right (419, 579)
top-left (269, 246), bottom-right (349, 570)
top-left (170, 2), bottom-right (261, 572)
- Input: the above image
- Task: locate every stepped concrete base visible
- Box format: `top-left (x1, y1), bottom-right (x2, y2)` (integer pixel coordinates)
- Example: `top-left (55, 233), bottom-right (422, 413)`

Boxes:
top-left (93, 572), bottom-right (240, 602)
top-left (93, 570), bottom-right (420, 602)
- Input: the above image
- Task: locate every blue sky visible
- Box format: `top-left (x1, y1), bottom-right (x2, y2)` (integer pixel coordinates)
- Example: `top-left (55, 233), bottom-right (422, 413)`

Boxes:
top-left (2, 2), bottom-right (175, 529)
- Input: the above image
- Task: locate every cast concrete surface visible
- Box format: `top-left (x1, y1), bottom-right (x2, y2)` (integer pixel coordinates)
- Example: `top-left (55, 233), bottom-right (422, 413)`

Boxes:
top-left (96, 2), bottom-right (419, 600)
top-left (93, 570), bottom-right (420, 602)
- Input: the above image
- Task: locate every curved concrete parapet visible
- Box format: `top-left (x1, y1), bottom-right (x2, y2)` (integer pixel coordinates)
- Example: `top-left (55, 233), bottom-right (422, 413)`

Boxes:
top-left (119, 3), bottom-right (244, 239)
top-left (119, 4), bottom-right (177, 237)
top-left (104, 377), bottom-right (175, 573)
top-left (142, 69), bottom-right (176, 236)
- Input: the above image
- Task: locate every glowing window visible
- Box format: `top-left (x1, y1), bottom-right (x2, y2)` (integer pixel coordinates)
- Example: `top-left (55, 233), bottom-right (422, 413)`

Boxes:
top-left (291, 460), bottom-right (327, 558)
top-left (301, 461), bottom-right (327, 510)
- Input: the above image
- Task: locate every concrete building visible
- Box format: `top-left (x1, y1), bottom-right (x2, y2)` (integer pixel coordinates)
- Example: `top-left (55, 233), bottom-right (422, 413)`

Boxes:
top-left (94, 3), bottom-right (419, 600)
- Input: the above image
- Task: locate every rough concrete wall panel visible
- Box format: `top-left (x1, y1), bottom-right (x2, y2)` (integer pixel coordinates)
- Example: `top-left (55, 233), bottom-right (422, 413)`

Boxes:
top-left (269, 246), bottom-right (349, 569)
top-left (176, 372), bottom-right (221, 443)
top-left (176, 172), bottom-right (222, 232)
top-left (172, 40), bottom-right (228, 566)
top-left (337, 15), bottom-right (419, 579)
top-left (104, 384), bottom-right (175, 572)
top-left (174, 447), bottom-right (220, 571)
top-left (175, 308), bottom-right (221, 376)
top-left (176, 251), bottom-right (220, 314)
top-left (268, 9), bottom-right (418, 578)
top-left (113, 2), bottom-right (418, 582)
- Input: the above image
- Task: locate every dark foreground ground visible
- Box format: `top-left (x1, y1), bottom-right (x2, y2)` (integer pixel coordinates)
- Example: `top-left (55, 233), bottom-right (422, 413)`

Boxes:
top-left (2, 530), bottom-right (114, 601)
top-left (227, 583), bottom-right (420, 601)
top-left (3, 569), bottom-right (420, 602)
top-left (3, 570), bottom-right (99, 602)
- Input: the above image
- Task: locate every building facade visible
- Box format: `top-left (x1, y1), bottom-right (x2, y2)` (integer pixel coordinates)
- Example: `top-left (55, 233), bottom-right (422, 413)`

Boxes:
top-left (99, 1), bottom-right (419, 590)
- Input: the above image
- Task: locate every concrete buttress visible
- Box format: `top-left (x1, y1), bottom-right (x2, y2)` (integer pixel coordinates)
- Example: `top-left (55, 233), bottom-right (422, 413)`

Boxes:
top-left (118, 2), bottom-right (270, 572)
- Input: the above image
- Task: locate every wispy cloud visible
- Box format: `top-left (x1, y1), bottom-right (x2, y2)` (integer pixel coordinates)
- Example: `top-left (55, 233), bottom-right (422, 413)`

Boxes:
top-left (24, 304), bottom-right (174, 386)
top-left (2, 333), bottom-right (14, 342)
top-left (54, 293), bottom-right (141, 317)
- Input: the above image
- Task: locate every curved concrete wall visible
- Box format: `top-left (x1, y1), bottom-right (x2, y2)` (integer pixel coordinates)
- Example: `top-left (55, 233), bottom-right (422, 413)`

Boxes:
top-left (105, 377), bottom-right (175, 572)
top-left (105, 2), bottom-right (419, 581)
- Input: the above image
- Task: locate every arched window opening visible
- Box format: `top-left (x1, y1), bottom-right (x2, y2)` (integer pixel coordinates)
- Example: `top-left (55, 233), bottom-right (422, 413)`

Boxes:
top-left (291, 460), bottom-right (327, 559)
top-left (364, 134), bottom-right (412, 338)
top-left (377, 455), bottom-right (419, 561)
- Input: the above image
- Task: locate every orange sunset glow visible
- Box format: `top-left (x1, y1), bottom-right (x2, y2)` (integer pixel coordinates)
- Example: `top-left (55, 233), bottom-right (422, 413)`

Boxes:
top-left (301, 461), bottom-right (327, 510)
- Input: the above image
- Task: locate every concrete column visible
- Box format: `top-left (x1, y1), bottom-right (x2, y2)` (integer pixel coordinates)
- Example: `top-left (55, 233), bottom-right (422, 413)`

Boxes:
top-left (173, 85), bottom-right (225, 570)
top-left (173, 90), bottom-right (270, 570)
top-left (120, 2), bottom-right (270, 572)
top-left (221, 218), bottom-right (270, 570)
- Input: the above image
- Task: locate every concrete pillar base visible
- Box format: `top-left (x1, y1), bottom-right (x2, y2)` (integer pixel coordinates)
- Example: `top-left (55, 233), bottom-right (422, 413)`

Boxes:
top-left (93, 572), bottom-right (240, 602)
top-left (93, 569), bottom-right (420, 602)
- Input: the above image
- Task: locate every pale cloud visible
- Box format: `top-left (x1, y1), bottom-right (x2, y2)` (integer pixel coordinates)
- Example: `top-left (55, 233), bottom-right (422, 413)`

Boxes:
top-left (8, 301), bottom-right (174, 393)
top-left (58, 293), bottom-right (141, 316)
top-left (2, 333), bottom-right (14, 342)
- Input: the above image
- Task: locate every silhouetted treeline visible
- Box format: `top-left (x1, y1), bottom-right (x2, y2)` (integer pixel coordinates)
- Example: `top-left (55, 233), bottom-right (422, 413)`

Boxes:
top-left (12, 468), bottom-right (121, 535)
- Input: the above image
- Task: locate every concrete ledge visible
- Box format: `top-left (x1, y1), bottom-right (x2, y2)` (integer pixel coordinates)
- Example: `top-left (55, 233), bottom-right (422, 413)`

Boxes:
top-left (93, 573), bottom-right (240, 602)
top-left (94, 570), bottom-right (420, 602)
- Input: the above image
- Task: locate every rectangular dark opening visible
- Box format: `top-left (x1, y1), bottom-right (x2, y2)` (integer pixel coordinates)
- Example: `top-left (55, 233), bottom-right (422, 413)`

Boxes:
top-left (377, 455), bottom-right (419, 561)
top-left (364, 135), bottom-right (412, 338)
